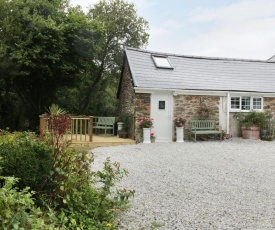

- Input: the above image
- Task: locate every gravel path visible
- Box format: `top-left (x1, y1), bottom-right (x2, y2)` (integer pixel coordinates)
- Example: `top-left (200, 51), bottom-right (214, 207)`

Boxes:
top-left (92, 138), bottom-right (275, 229)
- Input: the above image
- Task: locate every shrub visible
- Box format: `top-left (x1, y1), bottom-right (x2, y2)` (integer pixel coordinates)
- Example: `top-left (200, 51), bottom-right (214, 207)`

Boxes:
top-left (0, 158), bottom-right (59, 230)
top-left (42, 141), bottom-right (134, 229)
top-left (138, 117), bottom-right (154, 128)
top-left (0, 118), bottom-right (134, 229)
top-left (173, 116), bottom-right (188, 127)
top-left (236, 111), bottom-right (266, 127)
top-left (0, 131), bottom-right (53, 191)
top-left (197, 104), bottom-right (215, 119)
top-left (41, 114), bottom-right (134, 229)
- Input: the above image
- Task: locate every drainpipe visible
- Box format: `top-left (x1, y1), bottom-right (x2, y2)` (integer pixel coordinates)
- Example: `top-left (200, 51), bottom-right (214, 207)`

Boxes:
top-left (227, 92), bottom-right (230, 135)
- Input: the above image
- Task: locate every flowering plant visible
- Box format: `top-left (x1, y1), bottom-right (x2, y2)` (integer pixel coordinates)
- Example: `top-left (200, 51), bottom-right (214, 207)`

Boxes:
top-left (197, 104), bottom-right (215, 119)
top-left (222, 130), bottom-right (231, 139)
top-left (150, 132), bottom-right (156, 139)
top-left (138, 117), bottom-right (154, 129)
top-left (174, 116), bottom-right (188, 127)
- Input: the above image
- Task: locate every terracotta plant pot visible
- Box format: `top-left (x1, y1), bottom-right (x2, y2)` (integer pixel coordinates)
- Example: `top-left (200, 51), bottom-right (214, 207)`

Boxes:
top-left (241, 126), bottom-right (260, 140)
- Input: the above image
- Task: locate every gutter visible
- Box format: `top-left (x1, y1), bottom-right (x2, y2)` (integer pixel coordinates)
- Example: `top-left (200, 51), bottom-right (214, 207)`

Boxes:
top-left (134, 87), bottom-right (275, 97)
top-left (134, 87), bottom-right (228, 95)
top-left (227, 92), bottom-right (230, 135)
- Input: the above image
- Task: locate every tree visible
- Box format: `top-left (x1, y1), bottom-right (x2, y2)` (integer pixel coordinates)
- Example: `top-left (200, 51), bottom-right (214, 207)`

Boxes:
top-left (75, 0), bottom-right (149, 114)
top-left (0, 0), bottom-right (149, 130)
top-left (0, 0), bottom-right (100, 130)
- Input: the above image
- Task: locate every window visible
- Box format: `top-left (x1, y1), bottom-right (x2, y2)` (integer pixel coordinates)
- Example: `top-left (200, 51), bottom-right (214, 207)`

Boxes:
top-left (230, 96), bottom-right (262, 111)
top-left (231, 97), bottom-right (240, 109)
top-left (159, 101), bottom-right (165, 110)
top-left (152, 55), bottom-right (173, 69)
top-left (253, 98), bottom-right (262, 110)
top-left (241, 97), bottom-right (250, 110)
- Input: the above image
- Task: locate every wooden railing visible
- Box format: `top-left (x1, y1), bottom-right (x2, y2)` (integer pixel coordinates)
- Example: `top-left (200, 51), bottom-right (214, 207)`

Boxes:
top-left (39, 115), bottom-right (136, 142)
top-left (70, 116), bottom-right (93, 142)
top-left (39, 115), bottom-right (93, 142)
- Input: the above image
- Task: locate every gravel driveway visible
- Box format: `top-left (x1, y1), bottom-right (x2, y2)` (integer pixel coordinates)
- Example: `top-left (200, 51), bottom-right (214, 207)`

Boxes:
top-left (92, 139), bottom-right (275, 229)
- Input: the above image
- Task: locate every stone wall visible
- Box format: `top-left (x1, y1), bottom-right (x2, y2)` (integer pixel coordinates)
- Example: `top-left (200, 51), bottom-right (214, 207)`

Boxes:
top-left (118, 59), bottom-right (153, 143)
top-left (134, 93), bottom-right (151, 143)
top-left (118, 60), bottom-right (135, 115)
top-left (264, 97), bottom-right (275, 111)
top-left (174, 95), bottom-right (220, 139)
top-left (229, 97), bottom-right (275, 137)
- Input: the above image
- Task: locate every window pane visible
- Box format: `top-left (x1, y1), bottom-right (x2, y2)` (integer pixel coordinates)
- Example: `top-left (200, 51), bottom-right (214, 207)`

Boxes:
top-left (242, 97), bottom-right (250, 110)
top-left (253, 98), bottom-right (262, 110)
top-left (152, 56), bottom-right (172, 68)
top-left (231, 97), bottom-right (240, 109)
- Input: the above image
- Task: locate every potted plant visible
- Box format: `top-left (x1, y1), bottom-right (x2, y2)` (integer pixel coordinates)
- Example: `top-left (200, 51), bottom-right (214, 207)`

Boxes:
top-left (150, 132), bottom-right (156, 143)
top-left (238, 111), bottom-right (266, 140)
top-left (260, 119), bottom-right (268, 138)
top-left (118, 129), bottom-right (128, 138)
top-left (117, 112), bottom-right (133, 138)
top-left (173, 116), bottom-right (188, 143)
top-left (221, 130), bottom-right (225, 140)
top-left (261, 110), bottom-right (274, 138)
top-left (138, 117), bottom-right (154, 143)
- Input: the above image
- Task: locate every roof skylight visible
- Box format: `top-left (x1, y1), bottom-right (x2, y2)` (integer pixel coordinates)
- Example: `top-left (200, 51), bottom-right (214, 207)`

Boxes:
top-left (152, 55), bottom-right (173, 69)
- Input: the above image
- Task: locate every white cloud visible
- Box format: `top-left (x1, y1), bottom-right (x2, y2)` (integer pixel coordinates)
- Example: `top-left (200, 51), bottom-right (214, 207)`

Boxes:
top-left (180, 0), bottom-right (275, 59)
top-left (69, 0), bottom-right (275, 59)
top-left (163, 20), bottom-right (183, 30)
top-left (189, 0), bottom-right (275, 24)
top-left (130, 0), bottom-right (157, 9)
top-left (70, 0), bottom-right (99, 11)
top-left (70, 0), bottom-right (156, 12)
top-left (149, 25), bottom-right (170, 37)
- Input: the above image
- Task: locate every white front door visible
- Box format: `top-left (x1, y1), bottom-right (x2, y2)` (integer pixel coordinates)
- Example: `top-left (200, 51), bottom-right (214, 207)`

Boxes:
top-left (151, 91), bottom-right (173, 142)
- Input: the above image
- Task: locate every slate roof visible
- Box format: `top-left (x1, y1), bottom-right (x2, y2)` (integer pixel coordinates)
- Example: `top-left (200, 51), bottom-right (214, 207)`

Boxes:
top-left (125, 47), bottom-right (275, 93)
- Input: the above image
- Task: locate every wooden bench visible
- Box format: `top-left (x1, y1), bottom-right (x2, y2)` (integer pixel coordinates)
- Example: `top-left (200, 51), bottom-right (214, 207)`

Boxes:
top-left (93, 117), bottom-right (116, 135)
top-left (189, 120), bottom-right (222, 142)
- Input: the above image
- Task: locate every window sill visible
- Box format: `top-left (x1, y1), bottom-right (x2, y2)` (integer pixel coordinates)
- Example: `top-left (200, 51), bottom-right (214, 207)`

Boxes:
top-left (230, 109), bottom-right (263, 113)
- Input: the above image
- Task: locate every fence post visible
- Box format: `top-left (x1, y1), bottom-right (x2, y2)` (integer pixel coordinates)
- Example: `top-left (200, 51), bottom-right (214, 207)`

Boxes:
top-left (39, 114), bottom-right (46, 139)
top-left (89, 116), bottom-right (93, 142)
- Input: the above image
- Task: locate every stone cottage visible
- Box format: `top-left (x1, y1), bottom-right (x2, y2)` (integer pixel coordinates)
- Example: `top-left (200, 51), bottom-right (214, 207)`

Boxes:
top-left (117, 47), bottom-right (275, 143)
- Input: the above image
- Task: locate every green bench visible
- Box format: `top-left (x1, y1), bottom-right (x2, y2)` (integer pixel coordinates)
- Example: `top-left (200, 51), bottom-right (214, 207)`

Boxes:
top-left (189, 120), bottom-right (222, 142)
top-left (93, 117), bottom-right (116, 135)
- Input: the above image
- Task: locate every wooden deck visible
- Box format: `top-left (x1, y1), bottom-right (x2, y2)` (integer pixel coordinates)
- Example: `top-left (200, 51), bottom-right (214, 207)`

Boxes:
top-left (40, 115), bottom-right (136, 149)
top-left (68, 134), bottom-right (135, 149)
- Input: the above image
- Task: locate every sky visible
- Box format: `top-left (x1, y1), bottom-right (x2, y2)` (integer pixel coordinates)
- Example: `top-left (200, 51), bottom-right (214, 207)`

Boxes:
top-left (70, 0), bottom-right (275, 60)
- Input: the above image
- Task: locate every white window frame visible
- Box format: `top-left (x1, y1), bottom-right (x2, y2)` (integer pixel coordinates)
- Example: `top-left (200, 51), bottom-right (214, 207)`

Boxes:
top-left (230, 96), bottom-right (263, 112)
